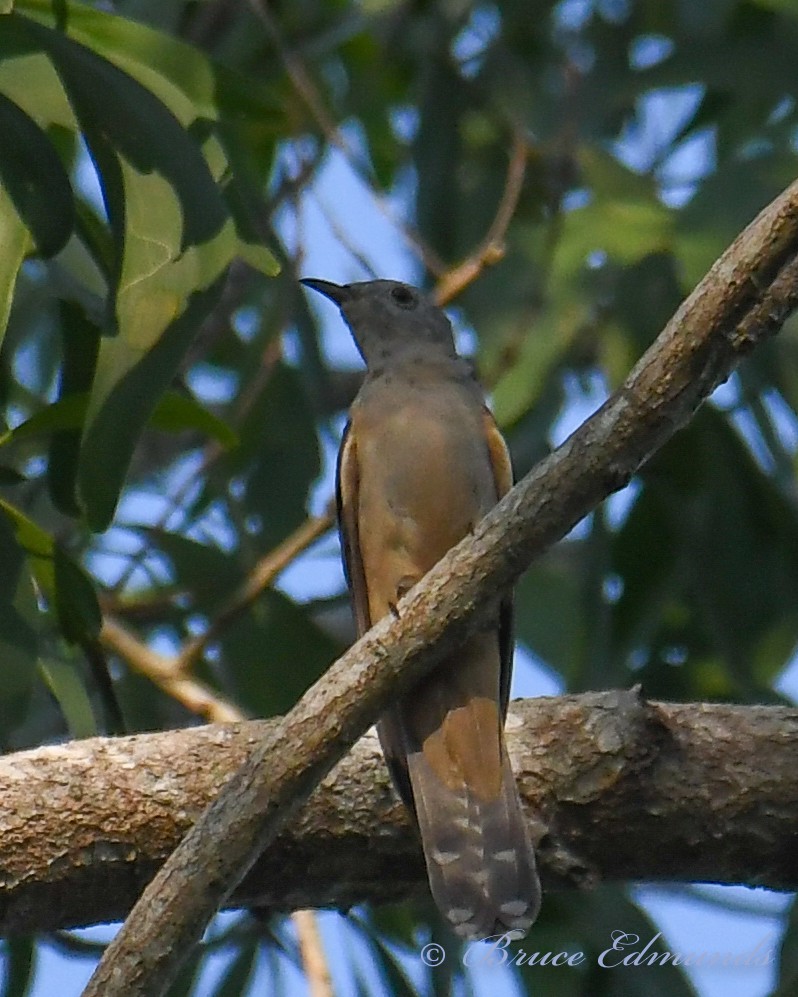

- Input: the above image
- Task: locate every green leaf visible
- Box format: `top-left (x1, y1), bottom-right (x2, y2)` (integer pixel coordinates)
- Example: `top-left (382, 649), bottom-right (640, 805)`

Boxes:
top-left (515, 557), bottom-right (585, 681)
top-left (0, 497), bottom-right (53, 558)
top-left (0, 14), bottom-right (282, 529)
top-left (358, 931), bottom-right (422, 997)
top-left (150, 392), bottom-right (239, 450)
top-left (775, 897), bottom-right (798, 995)
top-left (0, 935), bottom-right (37, 997)
top-left (17, 0), bottom-right (285, 127)
top-left (0, 180), bottom-right (30, 355)
top-left (611, 484), bottom-right (679, 663)
top-left (77, 276), bottom-right (226, 530)
top-left (0, 20), bottom-right (77, 132)
top-left (537, 149), bottom-right (675, 297)
top-left (0, 91), bottom-right (74, 257)
top-left (675, 153), bottom-right (797, 288)
top-left (222, 589), bottom-right (339, 717)
top-left (491, 300), bottom-right (582, 426)
top-left (613, 252), bottom-right (685, 353)
top-left (235, 238), bottom-right (281, 276)
top-left (210, 939), bottom-right (257, 997)
top-left (16, 13), bottom-right (227, 248)
top-left (611, 408), bottom-right (798, 698)
top-left (512, 887), bottom-right (695, 997)
top-left (39, 655), bottom-right (97, 738)
top-left (0, 9), bottom-right (280, 528)
top-left (14, 0), bottom-right (281, 276)
top-left (4, 389), bottom-right (234, 454)
top-left (0, 512), bottom-right (39, 736)
top-left (215, 125), bottom-right (280, 275)
top-left (143, 528), bottom-right (340, 715)
top-left (53, 546), bottom-right (102, 643)
top-left (0, 499), bottom-right (101, 645)
top-left (215, 362), bottom-right (321, 553)
top-left (49, 301), bottom-right (100, 516)
top-left (556, 192), bottom-right (673, 279)
top-left (0, 466), bottom-right (26, 485)
top-left (0, 393), bottom-right (89, 447)
top-left (146, 531), bottom-right (242, 615)
top-left (413, 54), bottom-right (470, 260)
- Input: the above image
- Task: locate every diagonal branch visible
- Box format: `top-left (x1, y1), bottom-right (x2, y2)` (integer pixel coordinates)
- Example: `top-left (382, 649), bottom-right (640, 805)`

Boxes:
top-left (83, 177), bottom-right (798, 997)
top-left (100, 616), bottom-right (334, 992)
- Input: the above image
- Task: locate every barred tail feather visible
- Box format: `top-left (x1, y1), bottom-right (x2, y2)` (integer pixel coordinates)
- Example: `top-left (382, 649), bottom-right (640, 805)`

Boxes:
top-left (406, 748), bottom-right (541, 940)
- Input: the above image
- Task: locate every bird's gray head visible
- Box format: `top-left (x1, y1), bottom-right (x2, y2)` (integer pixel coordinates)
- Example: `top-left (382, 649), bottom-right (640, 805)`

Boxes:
top-left (301, 278), bottom-right (458, 369)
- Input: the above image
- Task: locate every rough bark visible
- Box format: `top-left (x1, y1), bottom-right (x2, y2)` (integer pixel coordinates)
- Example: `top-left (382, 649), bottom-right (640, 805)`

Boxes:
top-left (1, 691), bottom-right (797, 936)
top-left (79, 177), bottom-right (798, 997)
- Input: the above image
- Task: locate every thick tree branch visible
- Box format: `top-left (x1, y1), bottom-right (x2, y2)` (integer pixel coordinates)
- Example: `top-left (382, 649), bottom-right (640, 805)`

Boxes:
top-left (82, 178), bottom-right (798, 996)
top-left (2, 692), bottom-right (797, 936)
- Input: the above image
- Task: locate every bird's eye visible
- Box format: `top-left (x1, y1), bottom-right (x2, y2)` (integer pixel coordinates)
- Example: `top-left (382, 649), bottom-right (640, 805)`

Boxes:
top-left (390, 285), bottom-right (417, 309)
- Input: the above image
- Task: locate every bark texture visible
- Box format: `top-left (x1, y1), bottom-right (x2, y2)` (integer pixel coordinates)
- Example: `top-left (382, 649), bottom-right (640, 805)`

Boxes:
top-left (2, 691), bottom-right (797, 936)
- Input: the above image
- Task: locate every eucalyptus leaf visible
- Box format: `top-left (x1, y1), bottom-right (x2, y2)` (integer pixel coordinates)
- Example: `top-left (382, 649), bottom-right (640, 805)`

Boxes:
top-left (149, 392), bottom-right (239, 450)
top-left (38, 656), bottom-right (97, 739)
top-left (0, 91), bottom-right (74, 257)
top-left (0, 183), bottom-right (30, 354)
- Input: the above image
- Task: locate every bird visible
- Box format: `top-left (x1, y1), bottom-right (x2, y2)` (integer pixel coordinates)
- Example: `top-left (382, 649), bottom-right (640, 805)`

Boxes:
top-left (301, 277), bottom-right (541, 940)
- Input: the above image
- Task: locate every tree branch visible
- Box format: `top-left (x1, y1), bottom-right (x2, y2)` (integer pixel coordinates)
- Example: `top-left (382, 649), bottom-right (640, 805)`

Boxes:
top-left (82, 178), bottom-right (798, 996)
top-left (2, 692), bottom-right (797, 936)
top-left (433, 128), bottom-right (529, 305)
top-left (99, 617), bottom-right (243, 723)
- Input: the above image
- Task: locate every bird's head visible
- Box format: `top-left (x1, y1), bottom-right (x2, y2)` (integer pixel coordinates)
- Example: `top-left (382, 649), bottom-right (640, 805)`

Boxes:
top-left (301, 278), bottom-right (457, 368)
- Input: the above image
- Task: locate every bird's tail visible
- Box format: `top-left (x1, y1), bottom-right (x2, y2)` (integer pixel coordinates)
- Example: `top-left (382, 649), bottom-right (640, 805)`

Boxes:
top-left (405, 745), bottom-right (540, 940)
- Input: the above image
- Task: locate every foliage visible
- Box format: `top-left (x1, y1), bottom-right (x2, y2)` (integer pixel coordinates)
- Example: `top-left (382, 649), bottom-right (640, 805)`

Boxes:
top-left (0, 0), bottom-right (797, 994)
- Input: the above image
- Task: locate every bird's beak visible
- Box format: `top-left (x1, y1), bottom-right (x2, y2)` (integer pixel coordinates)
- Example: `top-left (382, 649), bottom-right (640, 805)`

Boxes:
top-left (300, 278), bottom-right (351, 306)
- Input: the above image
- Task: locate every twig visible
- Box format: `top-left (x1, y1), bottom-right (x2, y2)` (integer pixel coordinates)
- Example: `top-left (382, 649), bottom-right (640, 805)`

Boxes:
top-left (110, 452), bottom-right (219, 594)
top-left (112, 332), bottom-right (285, 596)
top-left (245, 0), bottom-right (445, 276)
top-left (100, 617), bottom-right (243, 724)
top-left (308, 188), bottom-right (380, 279)
top-left (433, 128), bottom-right (529, 306)
top-left (176, 506), bottom-right (336, 673)
top-left (82, 639), bottom-right (127, 736)
top-left (103, 507), bottom-right (334, 714)
top-left (246, 0), bottom-right (343, 157)
top-left (292, 910), bottom-right (333, 997)
top-left (82, 177), bottom-right (798, 997)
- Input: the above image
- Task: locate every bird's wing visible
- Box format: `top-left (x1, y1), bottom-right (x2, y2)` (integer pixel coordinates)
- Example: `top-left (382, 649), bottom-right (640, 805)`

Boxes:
top-left (337, 414), bottom-right (417, 805)
top-left (335, 420), bottom-right (371, 635)
top-left (482, 406), bottom-right (515, 718)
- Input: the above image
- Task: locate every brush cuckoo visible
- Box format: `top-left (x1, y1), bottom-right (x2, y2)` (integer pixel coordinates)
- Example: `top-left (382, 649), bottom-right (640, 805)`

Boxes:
top-left (302, 277), bottom-right (541, 940)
